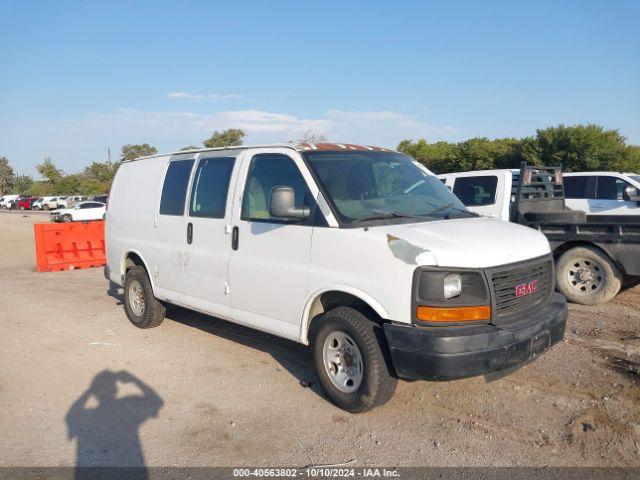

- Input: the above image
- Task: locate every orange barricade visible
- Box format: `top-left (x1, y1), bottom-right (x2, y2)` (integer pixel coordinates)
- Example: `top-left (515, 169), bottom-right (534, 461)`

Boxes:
top-left (34, 221), bottom-right (106, 272)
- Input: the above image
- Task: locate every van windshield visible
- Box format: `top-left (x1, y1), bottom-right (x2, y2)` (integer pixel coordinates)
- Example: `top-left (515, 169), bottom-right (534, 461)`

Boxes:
top-left (305, 151), bottom-right (472, 225)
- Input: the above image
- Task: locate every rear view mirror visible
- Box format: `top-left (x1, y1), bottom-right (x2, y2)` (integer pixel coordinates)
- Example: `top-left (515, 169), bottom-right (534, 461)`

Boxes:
top-left (624, 186), bottom-right (640, 202)
top-left (269, 186), bottom-right (310, 219)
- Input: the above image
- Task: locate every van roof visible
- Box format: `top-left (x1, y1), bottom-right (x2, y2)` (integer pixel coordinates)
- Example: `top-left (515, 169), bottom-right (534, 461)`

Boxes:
top-left (128, 143), bottom-right (397, 162)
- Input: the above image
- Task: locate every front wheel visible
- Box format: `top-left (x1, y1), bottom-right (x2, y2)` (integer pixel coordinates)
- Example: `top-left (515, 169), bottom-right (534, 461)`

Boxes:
top-left (311, 306), bottom-right (397, 413)
top-left (62, 214), bottom-right (73, 223)
top-left (123, 265), bottom-right (166, 328)
top-left (556, 246), bottom-right (622, 305)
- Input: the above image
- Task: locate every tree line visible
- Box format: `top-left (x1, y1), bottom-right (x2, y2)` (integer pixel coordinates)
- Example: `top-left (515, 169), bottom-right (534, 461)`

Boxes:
top-left (398, 124), bottom-right (640, 174)
top-left (1, 124), bottom-right (638, 197)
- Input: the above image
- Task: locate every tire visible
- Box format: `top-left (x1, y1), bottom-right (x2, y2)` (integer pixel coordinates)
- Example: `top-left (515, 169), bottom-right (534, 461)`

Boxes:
top-left (43, 205), bottom-right (50, 211)
top-left (19, 206), bottom-right (25, 210)
top-left (62, 214), bottom-right (73, 223)
top-left (123, 265), bottom-right (165, 328)
top-left (556, 246), bottom-right (622, 305)
top-left (310, 306), bottom-right (397, 413)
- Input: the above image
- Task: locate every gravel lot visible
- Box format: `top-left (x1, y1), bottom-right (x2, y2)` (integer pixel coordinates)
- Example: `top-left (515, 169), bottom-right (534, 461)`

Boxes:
top-left (0, 211), bottom-right (638, 468)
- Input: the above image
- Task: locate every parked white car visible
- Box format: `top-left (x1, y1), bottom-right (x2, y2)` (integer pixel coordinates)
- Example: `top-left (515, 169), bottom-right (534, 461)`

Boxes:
top-left (563, 172), bottom-right (640, 215)
top-left (106, 143), bottom-right (567, 412)
top-left (0, 195), bottom-right (21, 209)
top-left (51, 201), bottom-right (106, 222)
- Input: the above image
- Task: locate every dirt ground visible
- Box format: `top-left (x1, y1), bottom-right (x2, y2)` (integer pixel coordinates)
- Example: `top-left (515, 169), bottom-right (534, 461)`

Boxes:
top-left (0, 211), bottom-right (638, 468)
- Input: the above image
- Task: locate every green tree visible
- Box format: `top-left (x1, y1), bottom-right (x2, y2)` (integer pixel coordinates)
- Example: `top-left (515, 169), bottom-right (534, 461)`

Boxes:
top-left (535, 124), bottom-right (628, 172)
top-left (120, 144), bottom-right (158, 162)
top-left (203, 128), bottom-right (245, 148)
top-left (78, 161), bottom-right (119, 194)
top-left (180, 145), bottom-right (199, 151)
top-left (0, 156), bottom-right (14, 195)
top-left (13, 174), bottom-right (33, 193)
top-left (36, 157), bottom-right (63, 194)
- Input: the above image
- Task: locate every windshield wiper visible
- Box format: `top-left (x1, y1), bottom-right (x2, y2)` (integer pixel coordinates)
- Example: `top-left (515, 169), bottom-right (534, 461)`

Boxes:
top-left (351, 212), bottom-right (427, 224)
top-left (427, 202), bottom-right (479, 217)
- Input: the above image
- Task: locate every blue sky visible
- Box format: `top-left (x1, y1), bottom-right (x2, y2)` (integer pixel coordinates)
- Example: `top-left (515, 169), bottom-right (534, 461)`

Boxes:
top-left (1, 0), bottom-right (638, 175)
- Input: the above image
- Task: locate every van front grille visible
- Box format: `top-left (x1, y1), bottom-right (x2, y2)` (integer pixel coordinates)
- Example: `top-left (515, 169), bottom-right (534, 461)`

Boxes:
top-left (489, 257), bottom-right (553, 323)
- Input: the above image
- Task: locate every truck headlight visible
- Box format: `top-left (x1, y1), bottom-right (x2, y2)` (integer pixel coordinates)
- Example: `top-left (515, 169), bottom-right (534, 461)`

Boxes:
top-left (443, 273), bottom-right (462, 299)
top-left (413, 268), bottom-right (491, 325)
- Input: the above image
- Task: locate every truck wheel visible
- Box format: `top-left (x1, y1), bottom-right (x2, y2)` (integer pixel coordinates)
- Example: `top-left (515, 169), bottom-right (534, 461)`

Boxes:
top-left (123, 265), bottom-right (165, 328)
top-left (556, 246), bottom-right (622, 305)
top-left (310, 306), bottom-right (397, 413)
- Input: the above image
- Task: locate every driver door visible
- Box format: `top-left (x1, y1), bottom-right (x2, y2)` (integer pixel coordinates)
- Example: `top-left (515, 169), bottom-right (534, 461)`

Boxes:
top-left (228, 149), bottom-right (317, 340)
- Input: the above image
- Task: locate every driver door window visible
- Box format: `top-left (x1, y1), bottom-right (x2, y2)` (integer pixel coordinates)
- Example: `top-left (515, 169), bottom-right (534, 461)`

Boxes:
top-left (241, 154), bottom-right (312, 224)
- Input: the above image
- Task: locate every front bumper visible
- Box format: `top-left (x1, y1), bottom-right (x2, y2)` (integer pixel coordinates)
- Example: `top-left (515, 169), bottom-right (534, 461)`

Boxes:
top-left (383, 293), bottom-right (567, 381)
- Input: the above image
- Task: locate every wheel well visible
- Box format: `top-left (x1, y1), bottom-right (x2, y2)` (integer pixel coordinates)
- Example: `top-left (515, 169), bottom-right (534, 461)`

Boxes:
top-left (124, 252), bottom-right (145, 274)
top-left (554, 241), bottom-right (621, 272)
top-left (554, 241), bottom-right (613, 262)
top-left (305, 290), bottom-right (384, 342)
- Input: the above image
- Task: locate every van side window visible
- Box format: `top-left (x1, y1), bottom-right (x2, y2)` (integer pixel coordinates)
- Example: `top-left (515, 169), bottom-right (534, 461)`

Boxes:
top-left (596, 176), bottom-right (628, 200)
top-left (452, 176), bottom-right (497, 206)
top-left (159, 160), bottom-right (195, 216)
top-left (241, 154), bottom-right (310, 223)
top-left (189, 157), bottom-right (235, 219)
top-left (564, 176), bottom-right (587, 198)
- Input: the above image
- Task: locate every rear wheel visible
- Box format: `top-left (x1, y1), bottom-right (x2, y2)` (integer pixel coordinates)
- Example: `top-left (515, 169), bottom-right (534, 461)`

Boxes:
top-left (556, 246), bottom-right (622, 305)
top-left (123, 265), bottom-right (165, 328)
top-left (310, 306), bottom-right (397, 413)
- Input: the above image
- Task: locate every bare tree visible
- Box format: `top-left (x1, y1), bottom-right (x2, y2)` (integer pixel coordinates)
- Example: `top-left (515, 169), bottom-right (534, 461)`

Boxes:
top-left (298, 130), bottom-right (328, 144)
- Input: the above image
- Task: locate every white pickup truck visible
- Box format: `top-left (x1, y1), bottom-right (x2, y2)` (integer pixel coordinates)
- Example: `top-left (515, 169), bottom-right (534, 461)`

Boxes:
top-left (440, 165), bottom-right (640, 305)
top-left (106, 144), bottom-right (567, 412)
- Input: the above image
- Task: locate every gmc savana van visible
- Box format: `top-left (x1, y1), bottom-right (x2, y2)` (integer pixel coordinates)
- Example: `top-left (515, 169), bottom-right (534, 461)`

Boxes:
top-left (106, 143), bottom-right (567, 412)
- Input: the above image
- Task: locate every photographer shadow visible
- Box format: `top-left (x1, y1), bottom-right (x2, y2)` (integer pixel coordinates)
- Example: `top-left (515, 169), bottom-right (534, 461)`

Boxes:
top-left (66, 370), bottom-right (163, 480)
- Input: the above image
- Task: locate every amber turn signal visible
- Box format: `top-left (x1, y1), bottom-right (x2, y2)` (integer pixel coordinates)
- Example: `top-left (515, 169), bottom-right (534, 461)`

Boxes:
top-left (416, 305), bottom-right (491, 323)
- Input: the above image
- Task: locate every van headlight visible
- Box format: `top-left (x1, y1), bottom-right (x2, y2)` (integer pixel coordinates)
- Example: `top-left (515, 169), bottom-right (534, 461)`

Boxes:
top-left (443, 273), bottom-right (462, 299)
top-left (413, 268), bottom-right (490, 325)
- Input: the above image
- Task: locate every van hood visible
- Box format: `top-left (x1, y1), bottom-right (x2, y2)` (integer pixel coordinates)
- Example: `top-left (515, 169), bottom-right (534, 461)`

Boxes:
top-left (372, 217), bottom-right (551, 268)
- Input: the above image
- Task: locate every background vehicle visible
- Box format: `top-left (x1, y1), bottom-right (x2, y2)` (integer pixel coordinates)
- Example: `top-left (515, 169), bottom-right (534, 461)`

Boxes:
top-left (17, 196), bottom-right (40, 210)
top-left (439, 164), bottom-right (640, 305)
top-left (92, 194), bottom-right (109, 204)
top-left (39, 197), bottom-right (68, 210)
top-left (106, 144), bottom-right (566, 412)
top-left (0, 195), bottom-right (20, 209)
top-left (51, 201), bottom-right (106, 222)
top-left (563, 172), bottom-right (640, 215)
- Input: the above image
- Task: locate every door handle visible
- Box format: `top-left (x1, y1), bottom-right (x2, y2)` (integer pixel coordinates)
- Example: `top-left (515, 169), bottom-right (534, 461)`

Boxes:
top-left (232, 226), bottom-right (239, 250)
top-left (187, 222), bottom-right (193, 244)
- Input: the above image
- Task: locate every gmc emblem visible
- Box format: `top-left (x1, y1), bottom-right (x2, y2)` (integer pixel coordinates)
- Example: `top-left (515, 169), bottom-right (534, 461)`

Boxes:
top-left (515, 280), bottom-right (538, 298)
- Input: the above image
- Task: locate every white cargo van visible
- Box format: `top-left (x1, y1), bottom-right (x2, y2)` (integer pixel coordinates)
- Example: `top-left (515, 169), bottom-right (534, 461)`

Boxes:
top-left (106, 143), bottom-right (567, 412)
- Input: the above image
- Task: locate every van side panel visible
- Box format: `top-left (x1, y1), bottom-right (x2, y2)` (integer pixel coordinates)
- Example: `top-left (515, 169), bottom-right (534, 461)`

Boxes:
top-left (106, 156), bottom-right (169, 290)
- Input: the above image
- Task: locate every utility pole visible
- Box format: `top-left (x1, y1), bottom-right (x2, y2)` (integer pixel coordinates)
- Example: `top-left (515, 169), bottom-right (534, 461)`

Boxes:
top-left (107, 148), bottom-right (112, 165)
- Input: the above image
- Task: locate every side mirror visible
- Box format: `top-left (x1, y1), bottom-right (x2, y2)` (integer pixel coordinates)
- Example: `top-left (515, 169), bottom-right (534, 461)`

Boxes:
top-left (623, 186), bottom-right (640, 202)
top-left (269, 186), bottom-right (310, 219)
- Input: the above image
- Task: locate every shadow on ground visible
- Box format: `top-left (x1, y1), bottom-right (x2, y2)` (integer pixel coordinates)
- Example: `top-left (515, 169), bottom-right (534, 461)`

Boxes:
top-left (66, 370), bottom-right (163, 479)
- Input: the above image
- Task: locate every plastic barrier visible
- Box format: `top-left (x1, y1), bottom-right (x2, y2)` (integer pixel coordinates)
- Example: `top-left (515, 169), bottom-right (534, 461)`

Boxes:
top-left (34, 220), bottom-right (106, 272)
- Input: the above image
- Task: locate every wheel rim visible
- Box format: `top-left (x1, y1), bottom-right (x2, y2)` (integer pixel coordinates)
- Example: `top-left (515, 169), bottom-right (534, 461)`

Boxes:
top-left (128, 280), bottom-right (145, 316)
top-left (567, 259), bottom-right (605, 294)
top-left (322, 331), bottom-right (364, 393)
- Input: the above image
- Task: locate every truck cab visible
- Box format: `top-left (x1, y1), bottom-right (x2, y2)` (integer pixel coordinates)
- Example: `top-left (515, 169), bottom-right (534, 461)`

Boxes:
top-left (563, 171), bottom-right (640, 215)
top-left (106, 144), bottom-right (567, 412)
